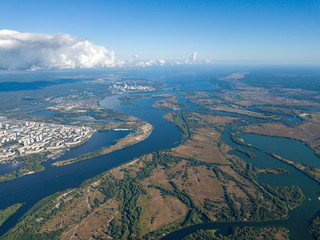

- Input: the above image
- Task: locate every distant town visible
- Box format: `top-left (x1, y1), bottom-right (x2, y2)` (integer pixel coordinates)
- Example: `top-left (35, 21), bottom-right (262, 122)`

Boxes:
top-left (47, 80), bottom-right (163, 111)
top-left (0, 116), bottom-right (92, 162)
top-left (108, 81), bottom-right (159, 94)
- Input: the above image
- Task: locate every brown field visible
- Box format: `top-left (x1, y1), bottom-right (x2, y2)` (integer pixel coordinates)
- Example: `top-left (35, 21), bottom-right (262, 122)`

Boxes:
top-left (138, 188), bottom-right (187, 234)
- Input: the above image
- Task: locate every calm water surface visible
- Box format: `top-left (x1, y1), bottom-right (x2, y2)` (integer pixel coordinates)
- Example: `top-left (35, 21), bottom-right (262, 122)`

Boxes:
top-left (1, 68), bottom-right (319, 239)
top-left (164, 131), bottom-right (320, 240)
top-left (0, 94), bottom-right (182, 236)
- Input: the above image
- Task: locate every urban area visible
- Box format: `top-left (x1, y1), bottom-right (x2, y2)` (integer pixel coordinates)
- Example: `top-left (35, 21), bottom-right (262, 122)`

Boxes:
top-left (0, 116), bottom-right (91, 162)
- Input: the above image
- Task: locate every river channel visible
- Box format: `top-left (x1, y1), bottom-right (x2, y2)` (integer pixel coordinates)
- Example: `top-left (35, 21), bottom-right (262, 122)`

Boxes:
top-left (0, 94), bottom-right (182, 236)
top-left (163, 110), bottom-right (320, 239)
top-left (1, 85), bottom-right (320, 239)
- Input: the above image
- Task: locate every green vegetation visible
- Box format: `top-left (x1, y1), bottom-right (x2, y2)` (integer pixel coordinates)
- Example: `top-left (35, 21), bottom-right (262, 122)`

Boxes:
top-left (221, 226), bottom-right (289, 240)
top-left (0, 191), bottom-right (67, 240)
top-left (258, 168), bottom-right (289, 176)
top-left (181, 229), bottom-right (216, 240)
top-left (103, 177), bottom-right (146, 239)
top-left (234, 148), bottom-right (256, 158)
top-left (267, 152), bottom-right (320, 184)
top-left (230, 132), bottom-right (252, 147)
top-left (181, 226), bottom-right (289, 240)
top-left (53, 140), bottom-right (121, 166)
top-left (0, 152), bottom-right (49, 183)
top-left (263, 185), bottom-right (304, 210)
top-left (120, 96), bottom-right (139, 106)
top-left (1, 106), bottom-right (148, 181)
top-left (53, 108), bottom-right (129, 123)
top-left (168, 112), bottom-right (190, 141)
top-left (310, 213), bottom-right (320, 240)
top-left (0, 203), bottom-right (23, 227)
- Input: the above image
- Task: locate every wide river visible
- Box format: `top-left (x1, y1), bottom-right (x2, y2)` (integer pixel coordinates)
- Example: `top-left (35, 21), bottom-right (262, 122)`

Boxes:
top-left (0, 95), bottom-right (183, 236)
top-left (1, 82), bottom-right (320, 239)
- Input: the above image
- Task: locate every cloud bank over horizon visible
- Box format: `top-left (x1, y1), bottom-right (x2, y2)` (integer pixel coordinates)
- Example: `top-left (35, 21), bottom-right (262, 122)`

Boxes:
top-left (0, 30), bottom-right (209, 70)
top-left (0, 30), bottom-right (121, 70)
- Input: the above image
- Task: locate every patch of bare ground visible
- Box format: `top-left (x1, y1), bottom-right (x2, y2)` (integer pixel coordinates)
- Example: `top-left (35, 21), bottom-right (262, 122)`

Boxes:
top-left (40, 183), bottom-right (119, 240)
top-left (138, 188), bottom-right (187, 235)
top-left (60, 199), bottom-right (119, 240)
top-left (172, 115), bottom-right (238, 164)
top-left (175, 166), bottom-right (225, 205)
top-left (272, 227), bottom-right (289, 240)
top-left (147, 165), bottom-right (172, 189)
top-left (173, 139), bottom-right (227, 164)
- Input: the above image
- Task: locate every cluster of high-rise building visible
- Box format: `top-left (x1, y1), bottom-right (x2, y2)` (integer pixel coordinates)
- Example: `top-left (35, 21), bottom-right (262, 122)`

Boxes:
top-left (0, 118), bottom-right (91, 162)
top-left (109, 82), bottom-right (158, 94)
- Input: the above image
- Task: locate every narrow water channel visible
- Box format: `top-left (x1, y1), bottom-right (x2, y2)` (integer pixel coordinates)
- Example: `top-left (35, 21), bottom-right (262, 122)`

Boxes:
top-left (163, 117), bottom-right (320, 240)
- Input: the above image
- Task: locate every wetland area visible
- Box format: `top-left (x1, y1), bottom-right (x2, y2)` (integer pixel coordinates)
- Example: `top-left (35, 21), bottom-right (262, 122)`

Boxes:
top-left (1, 66), bottom-right (320, 239)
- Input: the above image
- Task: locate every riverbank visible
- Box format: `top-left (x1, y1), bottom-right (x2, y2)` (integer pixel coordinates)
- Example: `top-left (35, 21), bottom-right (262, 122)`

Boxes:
top-left (53, 121), bottom-right (153, 166)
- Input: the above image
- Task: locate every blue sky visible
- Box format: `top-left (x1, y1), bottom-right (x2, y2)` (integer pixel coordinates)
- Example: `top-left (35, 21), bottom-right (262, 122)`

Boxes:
top-left (1, 0), bottom-right (320, 64)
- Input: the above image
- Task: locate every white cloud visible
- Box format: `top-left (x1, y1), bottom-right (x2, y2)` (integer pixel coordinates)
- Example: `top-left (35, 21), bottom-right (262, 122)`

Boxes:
top-left (0, 30), bottom-right (212, 70)
top-left (158, 59), bottom-right (166, 65)
top-left (0, 30), bottom-right (121, 70)
top-left (184, 52), bottom-right (198, 64)
top-left (125, 55), bottom-right (166, 67)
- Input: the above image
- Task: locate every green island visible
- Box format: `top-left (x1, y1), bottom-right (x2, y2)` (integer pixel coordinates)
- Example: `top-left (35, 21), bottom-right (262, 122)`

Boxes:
top-left (0, 204), bottom-right (23, 228)
top-left (267, 152), bottom-right (320, 184)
